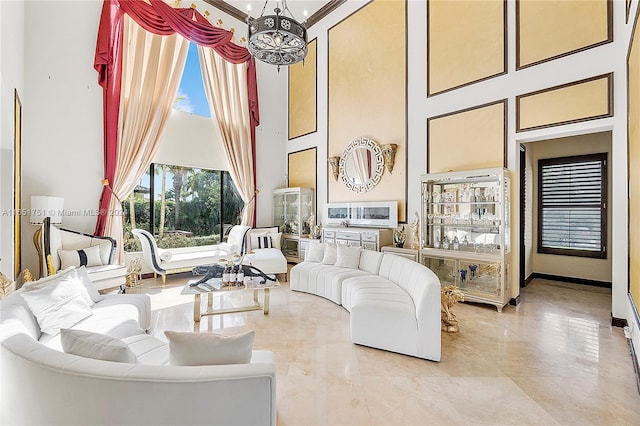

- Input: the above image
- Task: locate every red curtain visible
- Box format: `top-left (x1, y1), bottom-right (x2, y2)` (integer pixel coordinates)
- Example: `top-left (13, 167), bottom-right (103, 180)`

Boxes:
top-left (93, 0), bottom-right (259, 235)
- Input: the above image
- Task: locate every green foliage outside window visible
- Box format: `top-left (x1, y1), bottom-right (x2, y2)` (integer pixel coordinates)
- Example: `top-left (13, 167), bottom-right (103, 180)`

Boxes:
top-left (122, 164), bottom-right (243, 252)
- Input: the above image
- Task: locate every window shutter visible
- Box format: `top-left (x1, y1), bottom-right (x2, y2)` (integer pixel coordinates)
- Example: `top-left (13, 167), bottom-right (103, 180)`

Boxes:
top-left (538, 154), bottom-right (606, 258)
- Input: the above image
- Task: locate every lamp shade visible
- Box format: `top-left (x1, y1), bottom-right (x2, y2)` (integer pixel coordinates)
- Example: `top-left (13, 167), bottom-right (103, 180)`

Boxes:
top-left (30, 196), bottom-right (64, 225)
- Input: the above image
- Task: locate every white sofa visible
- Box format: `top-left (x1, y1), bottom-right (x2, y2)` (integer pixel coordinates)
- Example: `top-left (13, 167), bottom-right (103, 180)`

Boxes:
top-left (42, 217), bottom-right (127, 291)
top-left (290, 246), bottom-right (442, 361)
top-left (0, 267), bottom-right (277, 425)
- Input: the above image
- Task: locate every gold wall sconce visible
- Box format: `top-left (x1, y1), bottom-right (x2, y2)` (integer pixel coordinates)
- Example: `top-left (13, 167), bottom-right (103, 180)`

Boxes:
top-left (381, 143), bottom-right (398, 174)
top-left (328, 156), bottom-right (340, 181)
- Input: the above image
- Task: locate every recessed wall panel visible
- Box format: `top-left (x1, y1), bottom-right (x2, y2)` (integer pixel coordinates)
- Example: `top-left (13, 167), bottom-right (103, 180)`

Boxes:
top-left (516, 74), bottom-right (612, 132)
top-left (288, 147), bottom-right (316, 190)
top-left (517, 0), bottom-right (611, 68)
top-left (288, 39), bottom-right (317, 140)
top-left (427, 100), bottom-right (506, 173)
top-left (328, 0), bottom-right (407, 222)
top-left (428, 0), bottom-right (506, 95)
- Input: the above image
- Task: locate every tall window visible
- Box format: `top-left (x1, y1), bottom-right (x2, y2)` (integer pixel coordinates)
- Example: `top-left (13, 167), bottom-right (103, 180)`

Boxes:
top-left (123, 163), bottom-right (243, 252)
top-left (538, 153), bottom-right (607, 258)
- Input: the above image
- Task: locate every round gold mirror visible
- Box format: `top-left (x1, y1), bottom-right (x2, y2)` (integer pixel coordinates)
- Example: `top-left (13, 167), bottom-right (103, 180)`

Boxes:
top-left (339, 137), bottom-right (384, 193)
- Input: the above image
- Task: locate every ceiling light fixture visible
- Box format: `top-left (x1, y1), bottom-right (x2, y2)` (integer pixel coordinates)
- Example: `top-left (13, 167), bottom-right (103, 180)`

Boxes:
top-left (247, 0), bottom-right (308, 71)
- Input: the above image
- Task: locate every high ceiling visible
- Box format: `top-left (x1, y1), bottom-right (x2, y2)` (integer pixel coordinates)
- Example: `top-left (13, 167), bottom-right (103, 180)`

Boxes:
top-left (226, 1), bottom-right (331, 23)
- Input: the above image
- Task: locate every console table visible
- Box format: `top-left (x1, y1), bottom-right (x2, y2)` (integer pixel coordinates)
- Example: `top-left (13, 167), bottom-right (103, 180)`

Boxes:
top-left (322, 227), bottom-right (393, 251)
top-left (381, 245), bottom-right (419, 262)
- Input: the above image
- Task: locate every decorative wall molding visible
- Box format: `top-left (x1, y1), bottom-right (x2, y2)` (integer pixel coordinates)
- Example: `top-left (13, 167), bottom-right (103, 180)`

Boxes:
top-left (427, 0), bottom-right (506, 96)
top-left (426, 99), bottom-right (507, 173)
top-left (288, 38), bottom-right (317, 140)
top-left (516, 0), bottom-right (612, 70)
top-left (516, 73), bottom-right (613, 132)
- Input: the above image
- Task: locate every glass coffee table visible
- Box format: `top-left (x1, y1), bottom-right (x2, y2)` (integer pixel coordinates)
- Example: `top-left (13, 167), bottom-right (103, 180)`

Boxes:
top-left (181, 277), bottom-right (280, 322)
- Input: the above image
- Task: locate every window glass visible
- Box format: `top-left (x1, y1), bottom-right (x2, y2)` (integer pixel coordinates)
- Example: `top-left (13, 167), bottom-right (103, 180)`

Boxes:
top-left (123, 164), bottom-right (242, 251)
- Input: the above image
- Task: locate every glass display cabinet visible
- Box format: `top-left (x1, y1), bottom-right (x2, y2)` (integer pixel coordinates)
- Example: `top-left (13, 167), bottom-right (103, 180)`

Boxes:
top-left (273, 187), bottom-right (314, 262)
top-left (419, 168), bottom-right (511, 312)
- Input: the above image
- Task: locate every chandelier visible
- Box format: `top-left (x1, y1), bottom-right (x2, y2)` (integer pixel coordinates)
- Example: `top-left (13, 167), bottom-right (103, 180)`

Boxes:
top-left (247, 0), bottom-right (308, 70)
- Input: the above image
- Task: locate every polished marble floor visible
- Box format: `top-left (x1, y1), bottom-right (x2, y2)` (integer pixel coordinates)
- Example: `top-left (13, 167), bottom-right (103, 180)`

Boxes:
top-left (127, 274), bottom-right (640, 425)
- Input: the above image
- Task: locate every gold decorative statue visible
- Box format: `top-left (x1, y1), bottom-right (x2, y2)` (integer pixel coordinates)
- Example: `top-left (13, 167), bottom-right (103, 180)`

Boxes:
top-left (441, 285), bottom-right (464, 332)
top-left (23, 269), bottom-right (34, 283)
top-left (126, 257), bottom-right (143, 288)
top-left (0, 272), bottom-right (15, 300)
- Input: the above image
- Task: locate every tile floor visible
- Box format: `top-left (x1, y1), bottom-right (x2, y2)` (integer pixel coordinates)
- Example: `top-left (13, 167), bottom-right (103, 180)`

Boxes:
top-left (127, 274), bottom-right (640, 425)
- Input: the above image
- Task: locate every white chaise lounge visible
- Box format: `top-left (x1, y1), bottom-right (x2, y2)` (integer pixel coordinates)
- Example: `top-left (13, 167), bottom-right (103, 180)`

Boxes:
top-left (133, 225), bottom-right (288, 283)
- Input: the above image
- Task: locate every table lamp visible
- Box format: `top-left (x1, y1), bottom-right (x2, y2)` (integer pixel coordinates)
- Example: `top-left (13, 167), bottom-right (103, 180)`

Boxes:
top-left (30, 196), bottom-right (64, 277)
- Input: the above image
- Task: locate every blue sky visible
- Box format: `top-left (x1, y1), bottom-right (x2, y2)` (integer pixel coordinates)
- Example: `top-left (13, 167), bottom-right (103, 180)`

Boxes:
top-left (174, 43), bottom-right (211, 118)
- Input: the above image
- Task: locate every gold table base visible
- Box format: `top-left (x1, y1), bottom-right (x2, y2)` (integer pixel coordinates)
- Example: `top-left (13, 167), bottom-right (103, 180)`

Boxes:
top-left (193, 287), bottom-right (271, 322)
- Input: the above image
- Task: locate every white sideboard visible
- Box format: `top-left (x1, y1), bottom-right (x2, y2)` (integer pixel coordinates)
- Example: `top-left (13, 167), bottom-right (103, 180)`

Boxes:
top-left (322, 227), bottom-right (393, 251)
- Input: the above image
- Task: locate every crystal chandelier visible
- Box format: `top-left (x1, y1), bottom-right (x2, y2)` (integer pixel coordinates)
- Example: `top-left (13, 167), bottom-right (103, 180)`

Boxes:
top-left (247, 0), bottom-right (308, 70)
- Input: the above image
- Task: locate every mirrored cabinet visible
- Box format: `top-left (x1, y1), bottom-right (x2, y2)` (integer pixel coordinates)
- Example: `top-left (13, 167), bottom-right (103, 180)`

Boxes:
top-left (419, 168), bottom-right (511, 312)
top-left (273, 187), bottom-right (314, 262)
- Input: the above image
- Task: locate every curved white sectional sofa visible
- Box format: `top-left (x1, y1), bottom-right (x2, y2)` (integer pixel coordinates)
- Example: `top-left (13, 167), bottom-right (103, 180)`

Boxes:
top-left (290, 248), bottom-right (442, 362)
top-left (0, 267), bottom-right (276, 425)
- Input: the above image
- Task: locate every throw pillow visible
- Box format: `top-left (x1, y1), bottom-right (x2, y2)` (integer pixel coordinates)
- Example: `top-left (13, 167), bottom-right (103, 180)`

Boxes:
top-left (22, 266), bottom-right (99, 305)
top-left (158, 249), bottom-right (173, 262)
top-left (334, 245), bottom-right (362, 269)
top-left (58, 245), bottom-right (103, 270)
top-left (267, 232), bottom-right (282, 250)
top-left (20, 272), bottom-right (93, 335)
top-left (251, 233), bottom-right (273, 249)
top-left (164, 330), bottom-right (255, 366)
top-left (305, 242), bottom-right (325, 263)
top-left (71, 266), bottom-right (102, 304)
top-left (321, 243), bottom-right (338, 265)
top-left (60, 328), bottom-right (137, 363)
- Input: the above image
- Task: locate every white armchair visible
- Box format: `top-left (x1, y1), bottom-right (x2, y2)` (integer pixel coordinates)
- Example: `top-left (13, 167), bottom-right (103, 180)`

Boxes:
top-left (41, 217), bottom-right (127, 291)
top-left (132, 229), bottom-right (233, 283)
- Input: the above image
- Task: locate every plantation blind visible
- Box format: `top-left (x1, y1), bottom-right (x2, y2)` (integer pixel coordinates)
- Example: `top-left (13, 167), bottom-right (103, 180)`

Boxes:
top-left (538, 153), bottom-right (607, 258)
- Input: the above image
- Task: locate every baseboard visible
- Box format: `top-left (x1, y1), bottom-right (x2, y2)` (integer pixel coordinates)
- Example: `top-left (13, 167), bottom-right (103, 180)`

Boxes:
top-left (522, 274), bottom-right (534, 287)
top-left (630, 336), bottom-right (640, 396)
top-left (530, 272), bottom-right (611, 288)
top-left (611, 315), bottom-right (628, 328)
top-left (509, 295), bottom-right (521, 306)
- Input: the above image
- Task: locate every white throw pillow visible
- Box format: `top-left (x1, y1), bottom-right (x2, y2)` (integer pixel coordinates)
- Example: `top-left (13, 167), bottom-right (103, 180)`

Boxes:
top-left (61, 329), bottom-right (137, 363)
top-left (20, 273), bottom-right (93, 335)
top-left (70, 266), bottom-right (102, 304)
top-left (321, 243), bottom-right (338, 265)
top-left (164, 330), bottom-right (255, 366)
top-left (158, 249), bottom-right (173, 262)
top-left (334, 245), bottom-right (363, 269)
top-left (305, 242), bottom-right (325, 263)
top-left (267, 232), bottom-right (282, 250)
top-left (58, 245), bottom-right (104, 270)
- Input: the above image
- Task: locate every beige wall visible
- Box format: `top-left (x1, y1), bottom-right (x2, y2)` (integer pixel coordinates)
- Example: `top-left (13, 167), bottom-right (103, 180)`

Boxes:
top-left (327, 0), bottom-right (406, 221)
top-left (529, 132), bottom-right (612, 282)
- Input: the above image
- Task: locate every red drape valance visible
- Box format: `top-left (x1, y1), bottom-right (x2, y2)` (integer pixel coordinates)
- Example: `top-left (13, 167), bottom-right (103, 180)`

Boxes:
top-left (93, 0), bottom-right (259, 234)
